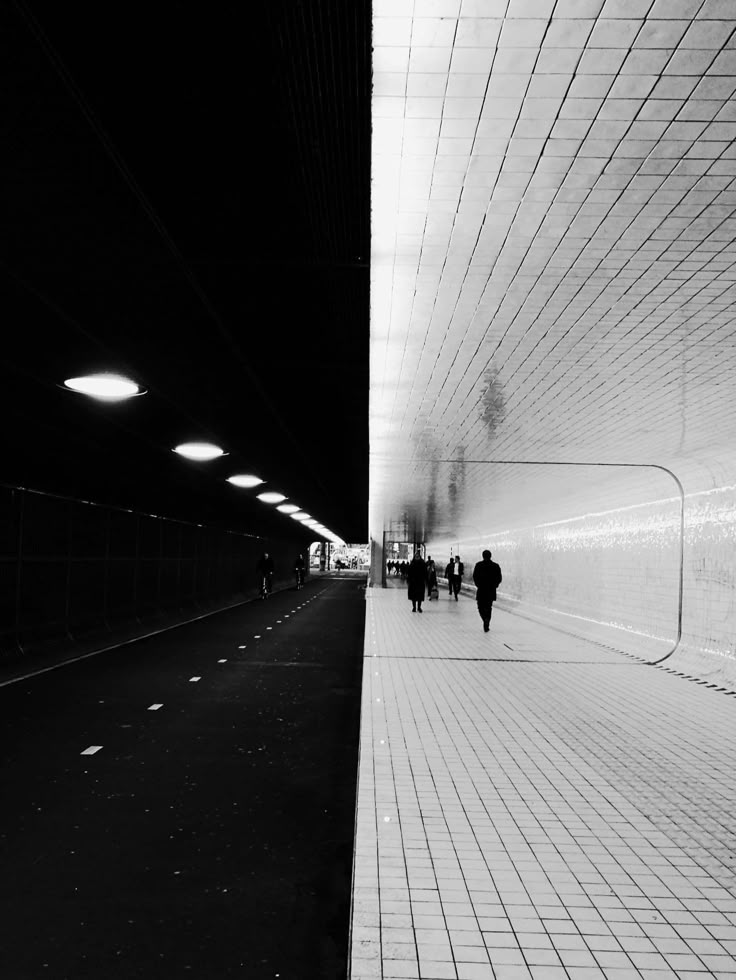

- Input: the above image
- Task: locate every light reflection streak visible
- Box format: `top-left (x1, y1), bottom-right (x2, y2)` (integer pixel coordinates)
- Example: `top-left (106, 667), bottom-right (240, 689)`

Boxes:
top-left (426, 481), bottom-right (736, 672)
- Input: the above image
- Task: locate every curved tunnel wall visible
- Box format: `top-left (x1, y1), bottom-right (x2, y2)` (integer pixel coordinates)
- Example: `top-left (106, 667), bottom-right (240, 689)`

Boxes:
top-left (0, 484), bottom-right (308, 668)
top-left (418, 460), bottom-right (736, 687)
top-left (486, 494), bottom-right (681, 658)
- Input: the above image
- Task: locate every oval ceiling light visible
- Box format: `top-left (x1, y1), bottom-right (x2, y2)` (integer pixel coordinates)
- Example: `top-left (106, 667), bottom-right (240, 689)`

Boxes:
top-left (63, 373), bottom-right (145, 400)
top-left (289, 511), bottom-right (310, 520)
top-left (257, 491), bottom-right (287, 504)
top-left (226, 474), bottom-right (264, 488)
top-left (173, 442), bottom-right (226, 461)
top-left (277, 503), bottom-right (301, 514)
top-left (300, 519), bottom-right (318, 526)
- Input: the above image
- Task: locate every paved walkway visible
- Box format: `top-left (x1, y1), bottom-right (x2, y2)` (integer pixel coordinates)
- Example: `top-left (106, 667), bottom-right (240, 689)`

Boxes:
top-left (350, 587), bottom-right (736, 980)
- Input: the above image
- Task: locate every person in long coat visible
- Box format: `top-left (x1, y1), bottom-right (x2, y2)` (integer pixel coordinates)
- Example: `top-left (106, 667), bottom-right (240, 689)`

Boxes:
top-left (444, 558), bottom-right (454, 593)
top-left (407, 551), bottom-right (427, 613)
top-left (472, 549), bottom-right (503, 632)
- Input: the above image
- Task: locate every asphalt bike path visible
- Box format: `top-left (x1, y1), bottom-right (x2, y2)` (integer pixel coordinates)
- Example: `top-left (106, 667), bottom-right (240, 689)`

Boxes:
top-left (0, 576), bottom-right (366, 979)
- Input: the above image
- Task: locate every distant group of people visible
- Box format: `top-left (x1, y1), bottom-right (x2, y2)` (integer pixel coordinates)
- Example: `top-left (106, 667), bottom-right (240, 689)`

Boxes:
top-left (402, 550), bottom-right (502, 632)
top-left (256, 552), bottom-right (307, 597)
top-left (335, 556), bottom-right (359, 570)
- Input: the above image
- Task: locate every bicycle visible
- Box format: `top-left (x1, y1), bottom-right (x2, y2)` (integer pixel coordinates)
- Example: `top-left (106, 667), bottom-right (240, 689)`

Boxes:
top-left (294, 567), bottom-right (305, 590)
top-left (260, 573), bottom-right (273, 599)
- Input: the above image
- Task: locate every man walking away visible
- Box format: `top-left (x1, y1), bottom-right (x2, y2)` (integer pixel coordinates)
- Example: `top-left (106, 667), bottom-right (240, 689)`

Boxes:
top-left (407, 551), bottom-right (427, 613)
top-left (472, 550), bottom-right (502, 632)
top-left (449, 555), bottom-right (464, 601)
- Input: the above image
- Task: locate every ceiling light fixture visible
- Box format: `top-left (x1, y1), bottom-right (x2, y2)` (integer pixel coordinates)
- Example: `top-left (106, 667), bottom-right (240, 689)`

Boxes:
top-left (173, 442), bottom-right (226, 461)
top-left (257, 491), bottom-right (287, 504)
top-left (277, 504), bottom-right (301, 514)
top-left (226, 474), bottom-right (264, 488)
top-left (289, 511), bottom-right (310, 520)
top-left (63, 374), bottom-right (145, 400)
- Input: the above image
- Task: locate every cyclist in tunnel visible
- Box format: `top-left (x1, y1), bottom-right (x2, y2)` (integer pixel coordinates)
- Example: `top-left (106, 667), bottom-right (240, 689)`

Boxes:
top-left (257, 551), bottom-right (275, 598)
top-left (294, 553), bottom-right (306, 589)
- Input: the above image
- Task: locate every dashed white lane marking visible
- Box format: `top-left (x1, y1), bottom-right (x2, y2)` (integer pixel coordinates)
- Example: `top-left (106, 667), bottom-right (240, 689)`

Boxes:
top-left (238, 645), bottom-right (246, 649)
top-left (148, 704), bottom-right (163, 711)
top-left (284, 616), bottom-right (289, 619)
top-left (217, 659), bottom-right (227, 663)
top-left (189, 677), bottom-right (201, 682)
top-left (81, 746), bottom-right (103, 755)
top-left (267, 627), bottom-right (273, 630)
top-left (254, 635), bottom-right (261, 639)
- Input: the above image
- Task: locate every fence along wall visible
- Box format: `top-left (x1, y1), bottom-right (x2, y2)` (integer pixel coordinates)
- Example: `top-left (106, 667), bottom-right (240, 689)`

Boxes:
top-left (0, 485), bottom-right (300, 664)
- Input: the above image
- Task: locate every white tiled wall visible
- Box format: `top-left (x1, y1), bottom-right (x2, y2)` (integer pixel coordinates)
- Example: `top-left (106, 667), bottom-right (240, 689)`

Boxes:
top-left (474, 480), bottom-right (736, 685)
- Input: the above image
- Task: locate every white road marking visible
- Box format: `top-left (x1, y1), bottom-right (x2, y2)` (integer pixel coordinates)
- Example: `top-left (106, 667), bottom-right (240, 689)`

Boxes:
top-left (148, 704), bottom-right (163, 711)
top-left (189, 677), bottom-right (201, 682)
top-left (254, 635), bottom-right (261, 639)
top-left (238, 645), bottom-right (246, 649)
top-left (80, 746), bottom-right (103, 755)
top-left (217, 659), bottom-right (227, 663)
top-left (267, 627), bottom-right (273, 630)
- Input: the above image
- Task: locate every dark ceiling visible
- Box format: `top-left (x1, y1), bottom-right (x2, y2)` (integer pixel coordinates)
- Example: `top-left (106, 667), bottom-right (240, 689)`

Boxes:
top-left (2, 1), bottom-right (371, 542)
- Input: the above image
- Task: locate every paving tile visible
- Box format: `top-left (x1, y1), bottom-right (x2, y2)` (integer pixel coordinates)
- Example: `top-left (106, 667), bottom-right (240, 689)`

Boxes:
top-left (350, 588), bottom-right (736, 979)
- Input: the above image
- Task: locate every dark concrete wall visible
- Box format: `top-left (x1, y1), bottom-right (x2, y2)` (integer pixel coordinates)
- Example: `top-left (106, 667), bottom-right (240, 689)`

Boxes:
top-left (0, 485), bottom-right (308, 667)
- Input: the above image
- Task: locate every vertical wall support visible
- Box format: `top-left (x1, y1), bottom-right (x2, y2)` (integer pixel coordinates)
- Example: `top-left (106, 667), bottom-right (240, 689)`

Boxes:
top-left (133, 513), bottom-right (141, 624)
top-left (176, 524), bottom-right (183, 609)
top-left (15, 491), bottom-right (25, 656)
top-left (65, 499), bottom-right (73, 641)
top-left (156, 520), bottom-right (163, 611)
top-left (103, 508), bottom-right (111, 631)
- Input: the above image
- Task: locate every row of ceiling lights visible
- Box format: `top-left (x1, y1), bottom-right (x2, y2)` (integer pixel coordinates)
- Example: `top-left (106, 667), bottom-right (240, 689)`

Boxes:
top-left (63, 374), bottom-right (345, 544)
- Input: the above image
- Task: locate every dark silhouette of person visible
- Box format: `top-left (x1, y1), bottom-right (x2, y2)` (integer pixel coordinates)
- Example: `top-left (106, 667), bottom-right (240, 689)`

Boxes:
top-left (444, 558), bottom-right (454, 594)
top-left (426, 556), bottom-right (437, 599)
top-left (257, 552), bottom-right (275, 597)
top-left (472, 549), bottom-right (502, 632)
top-left (407, 551), bottom-right (427, 613)
top-left (293, 553), bottom-right (305, 588)
top-left (449, 555), bottom-right (464, 600)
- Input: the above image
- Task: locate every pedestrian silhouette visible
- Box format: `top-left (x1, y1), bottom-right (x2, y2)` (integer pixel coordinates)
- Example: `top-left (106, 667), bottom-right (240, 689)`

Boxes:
top-left (472, 549), bottom-right (502, 633)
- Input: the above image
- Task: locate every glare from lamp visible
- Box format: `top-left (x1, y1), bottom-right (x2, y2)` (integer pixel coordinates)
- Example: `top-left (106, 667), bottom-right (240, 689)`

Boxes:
top-left (289, 511), bottom-right (310, 520)
top-left (227, 475), bottom-right (264, 488)
top-left (173, 442), bottom-right (226, 461)
top-left (277, 504), bottom-right (301, 514)
top-left (257, 492), bottom-right (287, 504)
top-left (64, 374), bottom-right (144, 400)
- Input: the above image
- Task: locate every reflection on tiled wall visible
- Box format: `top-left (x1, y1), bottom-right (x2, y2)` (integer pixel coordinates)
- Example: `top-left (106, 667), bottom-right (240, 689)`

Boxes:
top-left (480, 483), bottom-right (736, 685)
top-left (679, 484), bottom-right (736, 681)
top-left (486, 497), bottom-right (681, 656)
